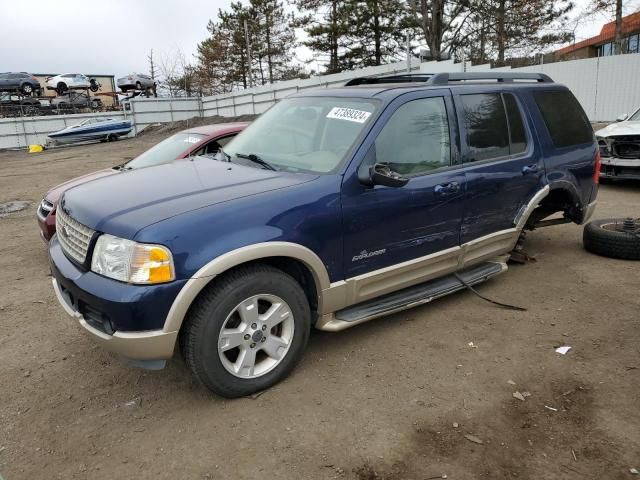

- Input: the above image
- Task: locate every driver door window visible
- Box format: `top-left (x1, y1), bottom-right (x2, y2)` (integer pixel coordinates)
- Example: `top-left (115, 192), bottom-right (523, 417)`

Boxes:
top-left (375, 97), bottom-right (451, 176)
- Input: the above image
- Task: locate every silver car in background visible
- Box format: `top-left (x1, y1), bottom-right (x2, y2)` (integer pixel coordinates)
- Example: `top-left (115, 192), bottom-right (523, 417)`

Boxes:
top-left (45, 73), bottom-right (100, 94)
top-left (117, 73), bottom-right (156, 92)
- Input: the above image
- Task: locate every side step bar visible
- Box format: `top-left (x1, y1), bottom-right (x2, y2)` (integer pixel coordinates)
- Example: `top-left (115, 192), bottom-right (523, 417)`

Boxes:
top-left (319, 260), bottom-right (507, 331)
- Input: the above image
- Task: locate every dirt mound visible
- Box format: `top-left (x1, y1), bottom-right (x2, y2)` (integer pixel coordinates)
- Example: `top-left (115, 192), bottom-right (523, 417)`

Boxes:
top-left (138, 114), bottom-right (258, 137)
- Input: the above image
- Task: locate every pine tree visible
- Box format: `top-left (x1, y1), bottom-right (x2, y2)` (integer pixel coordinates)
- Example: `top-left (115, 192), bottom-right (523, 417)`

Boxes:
top-left (342, 0), bottom-right (409, 68)
top-left (250, 0), bottom-right (298, 84)
top-left (471, 0), bottom-right (574, 64)
top-left (294, 0), bottom-right (352, 74)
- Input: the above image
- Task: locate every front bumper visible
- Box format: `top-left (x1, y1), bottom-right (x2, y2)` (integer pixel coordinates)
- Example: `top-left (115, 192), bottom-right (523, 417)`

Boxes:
top-left (49, 236), bottom-right (186, 361)
top-left (600, 157), bottom-right (640, 179)
top-left (53, 277), bottom-right (178, 361)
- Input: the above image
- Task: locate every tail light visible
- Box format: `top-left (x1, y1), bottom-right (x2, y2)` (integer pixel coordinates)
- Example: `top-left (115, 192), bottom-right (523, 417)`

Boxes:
top-left (46, 77), bottom-right (52, 81)
top-left (593, 150), bottom-right (601, 184)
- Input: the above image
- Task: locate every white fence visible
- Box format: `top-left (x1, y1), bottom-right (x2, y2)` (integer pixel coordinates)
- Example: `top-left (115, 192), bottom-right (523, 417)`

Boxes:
top-left (0, 111), bottom-right (126, 150)
top-left (1, 54), bottom-right (639, 150)
top-left (515, 54), bottom-right (640, 121)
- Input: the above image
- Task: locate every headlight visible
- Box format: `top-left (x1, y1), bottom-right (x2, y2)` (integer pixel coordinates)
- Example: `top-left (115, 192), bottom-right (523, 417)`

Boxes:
top-left (91, 234), bottom-right (175, 284)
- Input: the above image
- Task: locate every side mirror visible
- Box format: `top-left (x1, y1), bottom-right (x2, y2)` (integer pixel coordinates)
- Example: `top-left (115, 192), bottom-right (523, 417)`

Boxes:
top-left (616, 113), bottom-right (628, 122)
top-left (367, 163), bottom-right (409, 188)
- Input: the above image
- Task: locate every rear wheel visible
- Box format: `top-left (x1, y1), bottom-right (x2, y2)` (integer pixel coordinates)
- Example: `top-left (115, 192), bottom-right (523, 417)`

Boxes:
top-left (136, 81), bottom-right (142, 91)
top-left (583, 218), bottom-right (640, 260)
top-left (56, 82), bottom-right (67, 94)
top-left (180, 265), bottom-right (311, 397)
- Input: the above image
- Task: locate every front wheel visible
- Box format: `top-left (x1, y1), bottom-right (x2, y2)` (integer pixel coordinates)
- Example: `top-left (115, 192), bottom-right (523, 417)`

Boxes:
top-left (21, 83), bottom-right (33, 95)
top-left (180, 265), bottom-right (311, 397)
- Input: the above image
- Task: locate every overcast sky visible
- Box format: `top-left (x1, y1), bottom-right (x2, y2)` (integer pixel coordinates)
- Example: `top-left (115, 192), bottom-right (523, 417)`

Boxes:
top-left (0, 0), bottom-right (634, 81)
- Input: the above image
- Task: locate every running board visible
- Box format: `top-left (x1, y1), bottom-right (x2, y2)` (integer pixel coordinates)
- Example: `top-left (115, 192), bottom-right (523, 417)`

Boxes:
top-left (318, 260), bottom-right (507, 331)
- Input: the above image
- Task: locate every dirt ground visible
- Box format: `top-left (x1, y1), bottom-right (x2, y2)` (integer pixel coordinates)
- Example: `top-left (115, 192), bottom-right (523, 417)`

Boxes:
top-left (0, 134), bottom-right (639, 480)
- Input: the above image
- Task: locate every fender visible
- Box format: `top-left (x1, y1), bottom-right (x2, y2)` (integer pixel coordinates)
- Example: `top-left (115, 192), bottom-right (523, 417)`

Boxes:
top-left (514, 185), bottom-right (550, 230)
top-left (162, 242), bottom-right (331, 334)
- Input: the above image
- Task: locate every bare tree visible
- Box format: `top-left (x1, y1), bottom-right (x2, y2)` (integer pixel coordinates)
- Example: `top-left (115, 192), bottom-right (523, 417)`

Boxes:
top-left (148, 49), bottom-right (156, 80)
top-left (158, 50), bottom-right (181, 96)
top-left (590, 0), bottom-right (627, 54)
top-left (407, 0), bottom-right (471, 60)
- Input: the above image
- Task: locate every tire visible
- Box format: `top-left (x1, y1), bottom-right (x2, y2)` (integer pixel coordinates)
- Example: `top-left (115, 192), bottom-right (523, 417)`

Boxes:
top-left (583, 218), bottom-right (640, 260)
top-left (21, 83), bottom-right (33, 95)
top-left (107, 133), bottom-right (117, 142)
top-left (56, 82), bottom-right (67, 94)
top-left (180, 265), bottom-right (311, 397)
top-left (136, 81), bottom-right (142, 91)
top-left (91, 100), bottom-right (100, 109)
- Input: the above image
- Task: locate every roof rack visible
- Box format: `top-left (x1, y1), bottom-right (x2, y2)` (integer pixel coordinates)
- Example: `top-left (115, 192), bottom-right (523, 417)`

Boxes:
top-left (344, 71), bottom-right (553, 87)
top-left (344, 73), bottom-right (434, 86)
top-left (428, 72), bottom-right (553, 84)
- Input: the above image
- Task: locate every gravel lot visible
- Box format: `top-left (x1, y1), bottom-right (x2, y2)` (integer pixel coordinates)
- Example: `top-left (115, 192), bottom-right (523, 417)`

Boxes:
top-left (0, 134), bottom-right (639, 480)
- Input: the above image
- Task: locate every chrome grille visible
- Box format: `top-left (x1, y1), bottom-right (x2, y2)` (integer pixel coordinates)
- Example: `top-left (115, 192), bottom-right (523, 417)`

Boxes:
top-left (38, 198), bottom-right (54, 218)
top-left (56, 208), bottom-right (94, 264)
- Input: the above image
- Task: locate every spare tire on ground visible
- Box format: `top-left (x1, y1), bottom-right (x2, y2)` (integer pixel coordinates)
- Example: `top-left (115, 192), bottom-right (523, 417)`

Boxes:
top-left (583, 218), bottom-right (640, 260)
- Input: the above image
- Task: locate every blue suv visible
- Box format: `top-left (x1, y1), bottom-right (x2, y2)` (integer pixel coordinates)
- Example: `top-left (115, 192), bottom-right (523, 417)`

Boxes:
top-left (50, 72), bottom-right (599, 397)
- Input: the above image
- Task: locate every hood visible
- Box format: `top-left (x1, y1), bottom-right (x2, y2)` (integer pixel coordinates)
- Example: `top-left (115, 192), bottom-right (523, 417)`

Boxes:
top-left (61, 158), bottom-right (317, 239)
top-left (595, 121), bottom-right (640, 138)
top-left (45, 168), bottom-right (118, 205)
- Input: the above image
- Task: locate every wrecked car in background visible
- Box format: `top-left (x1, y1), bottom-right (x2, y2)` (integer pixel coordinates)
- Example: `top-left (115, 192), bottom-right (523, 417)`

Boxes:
top-left (596, 107), bottom-right (640, 180)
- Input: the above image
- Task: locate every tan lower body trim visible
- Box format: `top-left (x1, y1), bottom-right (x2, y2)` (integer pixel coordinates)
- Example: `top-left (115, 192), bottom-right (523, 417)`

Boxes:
top-left (581, 200), bottom-right (597, 225)
top-left (319, 228), bottom-right (520, 318)
top-left (316, 258), bottom-right (509, 332)
top-left (52, 278), bottom-right (177, 360)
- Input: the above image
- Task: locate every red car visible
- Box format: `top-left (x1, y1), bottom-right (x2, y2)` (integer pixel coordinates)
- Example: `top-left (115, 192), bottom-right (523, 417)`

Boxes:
top-left (37, 122), bottom-right (248, 241)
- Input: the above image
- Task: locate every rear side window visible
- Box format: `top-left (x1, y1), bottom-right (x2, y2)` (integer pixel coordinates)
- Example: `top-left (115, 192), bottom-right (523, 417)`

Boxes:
top-left (503, 94), bottom-right (527, 155)
top-left (461, 93), bottom-right (510, 161)
top-left (461, 93), bottom-right (530, 162)
top-left (534, 90), bottom-right (592, 147)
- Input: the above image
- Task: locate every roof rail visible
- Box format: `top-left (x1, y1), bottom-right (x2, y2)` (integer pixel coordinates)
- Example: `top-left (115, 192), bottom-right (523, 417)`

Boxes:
top-left (345, 71), bottom-right (553, 87)
top-left (344, 73), bottom-right (433, 86)
top-left (428, 72), bottom-right (553, 84)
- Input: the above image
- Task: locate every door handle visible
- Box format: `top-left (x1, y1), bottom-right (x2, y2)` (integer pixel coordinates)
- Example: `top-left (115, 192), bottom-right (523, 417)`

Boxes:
top-left (435, 182), bottom-right (460, 196)
top-left (522, 164), bottom-right (539, 175)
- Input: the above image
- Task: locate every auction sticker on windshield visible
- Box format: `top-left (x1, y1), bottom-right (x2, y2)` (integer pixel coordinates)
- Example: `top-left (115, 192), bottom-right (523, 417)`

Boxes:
top-left (326, 107), bottom-right (371, 123)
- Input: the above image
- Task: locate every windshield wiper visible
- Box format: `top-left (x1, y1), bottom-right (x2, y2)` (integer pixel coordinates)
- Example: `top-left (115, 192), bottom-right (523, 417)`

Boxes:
top-left (235, 152), bottom-right (277, 171)
top-left (218, 147), bottom-right (231, 162)
top-left (113, 163), bottom-right (132, 171)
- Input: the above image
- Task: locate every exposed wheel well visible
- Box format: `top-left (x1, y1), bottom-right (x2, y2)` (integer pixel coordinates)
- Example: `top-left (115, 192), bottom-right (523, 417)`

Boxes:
top-left (525, 187), bottom-right (580, 228)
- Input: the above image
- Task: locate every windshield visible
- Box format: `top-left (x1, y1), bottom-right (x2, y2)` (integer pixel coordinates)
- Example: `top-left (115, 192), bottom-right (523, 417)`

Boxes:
top-left (223, 97), bottom-right (378, 173)
top-left (629, 108), bottom-right (640, 121)
top-left (126, 132), bottom-right (206, 169)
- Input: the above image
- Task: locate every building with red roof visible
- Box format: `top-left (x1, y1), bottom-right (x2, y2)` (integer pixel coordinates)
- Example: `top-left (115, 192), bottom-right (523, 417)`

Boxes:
top-left (556, 11), bottom-right (640, 60)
